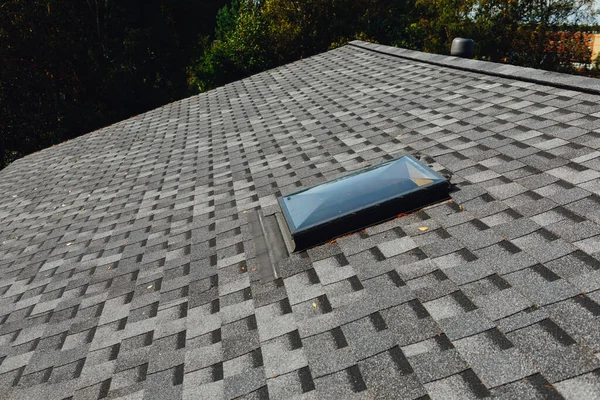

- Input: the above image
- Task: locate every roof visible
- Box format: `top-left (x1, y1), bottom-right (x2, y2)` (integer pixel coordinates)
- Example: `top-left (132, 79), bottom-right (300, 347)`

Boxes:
top-left (1, 40), bottom-right (600, 400)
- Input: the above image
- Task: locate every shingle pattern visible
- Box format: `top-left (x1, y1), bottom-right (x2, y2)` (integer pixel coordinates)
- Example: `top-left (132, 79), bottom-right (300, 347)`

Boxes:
top-left (0, 41), bottom-right (600, 399)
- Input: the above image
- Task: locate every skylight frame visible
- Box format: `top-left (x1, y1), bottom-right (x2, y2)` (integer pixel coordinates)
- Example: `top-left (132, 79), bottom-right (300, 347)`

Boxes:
top-left (278, 154), bottom-right (450, 251)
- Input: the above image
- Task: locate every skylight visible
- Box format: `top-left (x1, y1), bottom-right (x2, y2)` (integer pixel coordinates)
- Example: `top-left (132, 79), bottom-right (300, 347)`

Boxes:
top-left (278, 154), bottom-right (450, 250)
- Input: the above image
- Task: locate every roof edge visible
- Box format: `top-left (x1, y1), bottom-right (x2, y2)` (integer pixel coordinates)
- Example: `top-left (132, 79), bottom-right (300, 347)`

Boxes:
top-left (349, 40), bottom-right (600, 95)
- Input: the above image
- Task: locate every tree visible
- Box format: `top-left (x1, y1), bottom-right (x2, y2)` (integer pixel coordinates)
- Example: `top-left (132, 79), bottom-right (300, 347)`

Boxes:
top-left (474, 0), bottom-right (597, 70)
top-left (188, 0), bottom-right (420, 92)
top-left (188, 0), bottom-right (271, 92)
top-left (406, 0), bottom-right (477, 54)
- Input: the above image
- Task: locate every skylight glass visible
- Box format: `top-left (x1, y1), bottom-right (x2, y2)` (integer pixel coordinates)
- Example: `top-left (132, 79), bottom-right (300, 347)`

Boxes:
top-left (279, 155), bottom-right (450, 250)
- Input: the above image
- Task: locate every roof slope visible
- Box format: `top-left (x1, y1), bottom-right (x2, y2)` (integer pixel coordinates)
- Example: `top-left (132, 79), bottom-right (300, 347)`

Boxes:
top-left (1, 41), bottom-right (600, 399)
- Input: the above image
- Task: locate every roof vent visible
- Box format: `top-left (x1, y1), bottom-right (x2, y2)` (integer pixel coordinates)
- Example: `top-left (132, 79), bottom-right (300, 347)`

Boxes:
top-left (451, 38), bottom-right (474, 59)
top-left (278, 155), bottom-right (450, 251)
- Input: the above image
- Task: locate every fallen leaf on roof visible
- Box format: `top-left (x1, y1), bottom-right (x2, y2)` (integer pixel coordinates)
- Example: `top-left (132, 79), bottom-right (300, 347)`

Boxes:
top-left (418, 227), bottom-right (429, 232)
top-left (312, 302), bottom-right (317, 308)
top-left (147, 285), bottom-right (153, 289)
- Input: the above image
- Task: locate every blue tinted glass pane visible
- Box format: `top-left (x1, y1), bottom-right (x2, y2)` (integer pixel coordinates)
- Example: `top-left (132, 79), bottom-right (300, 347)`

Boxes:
top-left (280, 155), bottom-right (446, 233)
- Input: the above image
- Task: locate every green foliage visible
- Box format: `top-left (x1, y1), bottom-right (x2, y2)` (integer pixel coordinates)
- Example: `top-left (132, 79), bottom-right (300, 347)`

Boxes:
top-left (473, 0), bottom-right (597, 71)
top-left (188, 1), bottom-right (270, 92)
top-left (188, 0), bottom-right (420, 92)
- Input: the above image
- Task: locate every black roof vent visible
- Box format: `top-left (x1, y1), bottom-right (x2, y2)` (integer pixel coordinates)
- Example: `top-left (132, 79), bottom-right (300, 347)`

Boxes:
top-left (451, 38), bottom-right (474, 59)
top-left (279, 154), bottom-right (450, 251)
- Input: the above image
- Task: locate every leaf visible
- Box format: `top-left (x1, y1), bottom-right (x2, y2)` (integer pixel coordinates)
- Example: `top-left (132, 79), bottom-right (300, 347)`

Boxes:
top-left (418, 227), bottom-right (429, 232)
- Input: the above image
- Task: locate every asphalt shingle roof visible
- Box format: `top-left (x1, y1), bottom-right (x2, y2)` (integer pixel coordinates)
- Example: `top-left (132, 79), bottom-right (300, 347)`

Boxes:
top-left (1, 41), bottom-right (600, 399)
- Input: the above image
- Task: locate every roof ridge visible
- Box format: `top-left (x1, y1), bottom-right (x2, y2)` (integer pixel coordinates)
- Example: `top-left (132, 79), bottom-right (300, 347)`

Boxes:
top-left (349, 40), bottom-right (600, 96)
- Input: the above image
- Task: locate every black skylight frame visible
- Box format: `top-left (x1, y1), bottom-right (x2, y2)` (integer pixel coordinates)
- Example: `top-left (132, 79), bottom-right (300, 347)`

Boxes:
top-left (278, 154), bottom-right (450, 251)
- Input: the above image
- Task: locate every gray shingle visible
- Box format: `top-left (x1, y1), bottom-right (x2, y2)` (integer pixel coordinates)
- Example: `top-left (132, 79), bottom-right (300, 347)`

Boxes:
top-left (554, 371), bottom-right (600, 400)
top-left (507, 319), bottom-right (600, 382)
top-left (453, 329), bottom-right (536, 388)
top-left (359, 348), bottom-right (427, 399)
